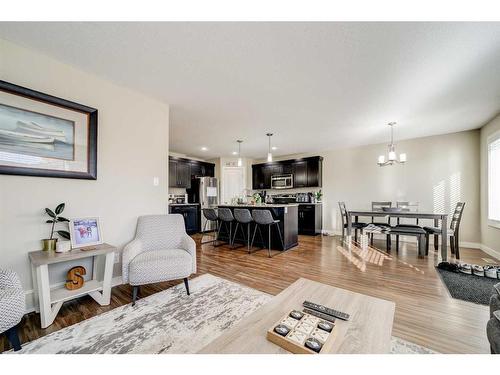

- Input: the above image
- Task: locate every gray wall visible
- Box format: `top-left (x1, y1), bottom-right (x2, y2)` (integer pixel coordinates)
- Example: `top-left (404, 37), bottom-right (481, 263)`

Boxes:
top-left (0, 39), bottom-right (170, 310)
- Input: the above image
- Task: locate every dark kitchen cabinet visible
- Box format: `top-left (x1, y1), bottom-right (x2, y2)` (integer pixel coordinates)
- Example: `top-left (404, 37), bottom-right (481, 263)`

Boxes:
top-left (251, 156), bottom-right (323, 190)
top-left (307, 158), bottom-right (322, 188)
top-left (293, 161), bottom-right (308, 188)
top-left (177, 162), bottom-right (191, 189)
top-left (253, 165), bottom-right (265, 189)
top-left (169, 205), bottom-right (199, 234)
top-left (169, 157), bottom-right (215, 188)
top-left (169, 159), bottom-right (178, 187)
top-left (298, 204), bottom-right (322, 235)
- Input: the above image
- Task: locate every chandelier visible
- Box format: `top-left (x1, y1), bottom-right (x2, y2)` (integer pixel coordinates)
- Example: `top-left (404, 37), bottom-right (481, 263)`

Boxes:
top-left (377, 122), bottom-right (407, 167)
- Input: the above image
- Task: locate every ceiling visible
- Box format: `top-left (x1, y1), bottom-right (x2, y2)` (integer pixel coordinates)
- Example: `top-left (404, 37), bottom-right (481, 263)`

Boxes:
top-left (1, 22), bottom-right (500, 159)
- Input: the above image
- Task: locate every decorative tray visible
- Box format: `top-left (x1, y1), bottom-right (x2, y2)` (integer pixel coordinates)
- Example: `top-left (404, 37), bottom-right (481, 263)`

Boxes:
top-left (266, 309), bottom-right (337, 354)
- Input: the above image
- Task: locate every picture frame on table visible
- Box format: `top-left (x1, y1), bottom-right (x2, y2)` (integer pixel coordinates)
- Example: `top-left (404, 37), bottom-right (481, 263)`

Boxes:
top-left (0, 80), bottom-right (97, 179)
top-left (69, 217), bottom-right (104, 249)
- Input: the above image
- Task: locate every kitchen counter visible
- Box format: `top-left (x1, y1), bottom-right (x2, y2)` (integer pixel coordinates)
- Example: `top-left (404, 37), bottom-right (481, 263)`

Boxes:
top-left (169, 203), bottom-right (200, 206)
top-left (216, 204), bottom-right (298, 251)
top-left (218, 203), bottom-right (298, 208)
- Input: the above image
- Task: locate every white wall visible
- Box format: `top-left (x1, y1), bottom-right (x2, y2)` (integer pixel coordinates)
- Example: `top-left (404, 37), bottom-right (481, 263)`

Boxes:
top-left (0, 39), bottom-right (170, 310)
top-left (480, 113), bottom-right (500, 258)
top-left (254, 130), bottom-right (481, 243)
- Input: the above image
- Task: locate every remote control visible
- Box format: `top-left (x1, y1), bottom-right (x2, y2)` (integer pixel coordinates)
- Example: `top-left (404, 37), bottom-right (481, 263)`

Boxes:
top-left (303, 301), bottom-right (350, 321)
top-left (303, 308), bottom-right (336, 323)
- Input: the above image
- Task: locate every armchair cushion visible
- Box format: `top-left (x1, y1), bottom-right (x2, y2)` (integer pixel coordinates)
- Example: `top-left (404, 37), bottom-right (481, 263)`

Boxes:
top-left (0, 269), bottom-right (25, 333)
top-left (129, 249), bottom-right (193, 285)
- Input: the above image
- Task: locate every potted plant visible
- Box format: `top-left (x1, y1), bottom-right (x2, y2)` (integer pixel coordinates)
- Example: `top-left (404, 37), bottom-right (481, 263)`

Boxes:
top-left (43, 203), bottom-right (70, 251)
top-left (315, 190), bottom-right (323, 203)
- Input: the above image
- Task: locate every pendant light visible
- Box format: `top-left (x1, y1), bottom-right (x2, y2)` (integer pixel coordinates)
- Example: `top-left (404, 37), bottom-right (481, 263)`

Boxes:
top-left (237, 140), bottom-right (243, 167)
top-left (266, 133), bottom-right (273, 162)
top-left (377, 122), bottom-right (407, 167)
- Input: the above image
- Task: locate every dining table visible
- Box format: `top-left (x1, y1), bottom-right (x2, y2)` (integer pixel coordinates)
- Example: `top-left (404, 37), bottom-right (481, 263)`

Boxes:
top-left (346, 209), bottom-right (449, 261)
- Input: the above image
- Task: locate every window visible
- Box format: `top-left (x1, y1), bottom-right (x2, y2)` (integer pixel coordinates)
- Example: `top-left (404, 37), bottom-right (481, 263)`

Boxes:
top-left (488, 131), bottom-right (500, 228)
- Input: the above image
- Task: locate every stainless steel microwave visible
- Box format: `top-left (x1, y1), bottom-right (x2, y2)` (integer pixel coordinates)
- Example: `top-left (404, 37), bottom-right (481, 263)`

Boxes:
top-left (271, 174), bottom-right (293, 189)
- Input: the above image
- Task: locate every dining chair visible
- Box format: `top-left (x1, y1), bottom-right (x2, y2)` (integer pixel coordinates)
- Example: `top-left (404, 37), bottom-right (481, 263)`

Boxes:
top-left (338, 202), bottom-right (368, 243)
top-left (423, 202), bottom-right (466, 259)
top-left (394, 201), bottom-right (422, 251)
top-left (370, 201), bottom-right (392, 246)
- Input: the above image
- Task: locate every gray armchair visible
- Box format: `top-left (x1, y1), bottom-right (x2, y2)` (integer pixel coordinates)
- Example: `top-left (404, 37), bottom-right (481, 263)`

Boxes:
top-left (122, 214), bottom-right (196, 305)
top-left (0, 269), bottom-right (25, 351)
top-left (487, 282), bottom-right (500, 354)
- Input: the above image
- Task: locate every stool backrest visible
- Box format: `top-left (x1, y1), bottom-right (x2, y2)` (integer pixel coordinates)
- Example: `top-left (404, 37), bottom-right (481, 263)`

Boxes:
top-left (203, 208), bottom-right (218, 221)
top-left (217, 207), bottom-right (234, 222)
top-left (234, 208), bottom-right (253, 224)
top-left (252, 209), bottom-right (274, 225)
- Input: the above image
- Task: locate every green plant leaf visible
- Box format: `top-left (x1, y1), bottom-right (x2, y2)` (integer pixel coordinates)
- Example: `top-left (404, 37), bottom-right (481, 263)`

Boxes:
top-left (57, 216), bottom-right (70, 222)
top-left (55, 203), bottom-right (65, 215)
top-left (45, 208), bottom-right (56, 218)
top-left (46, 219), bottom-right (55, 223)
top-left (57, 230), bottom-right (71, 240)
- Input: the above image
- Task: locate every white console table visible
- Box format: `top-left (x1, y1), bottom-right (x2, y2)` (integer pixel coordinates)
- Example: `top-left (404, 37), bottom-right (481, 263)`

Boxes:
top-left (29, 243), bottom-right (116, 328)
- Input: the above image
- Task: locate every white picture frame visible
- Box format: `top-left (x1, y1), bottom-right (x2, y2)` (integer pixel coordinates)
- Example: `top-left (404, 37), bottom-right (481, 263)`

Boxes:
top-left (69, 217), bottom-right (103, 249)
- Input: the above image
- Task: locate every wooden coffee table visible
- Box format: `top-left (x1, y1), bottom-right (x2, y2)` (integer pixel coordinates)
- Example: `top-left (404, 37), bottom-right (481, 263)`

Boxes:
top-left (199, 278), bottom-right (395, 354)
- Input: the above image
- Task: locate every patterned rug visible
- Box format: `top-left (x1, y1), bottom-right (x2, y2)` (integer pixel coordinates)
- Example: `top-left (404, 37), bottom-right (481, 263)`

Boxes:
top-left (15, 274), bottom-right (436, 354)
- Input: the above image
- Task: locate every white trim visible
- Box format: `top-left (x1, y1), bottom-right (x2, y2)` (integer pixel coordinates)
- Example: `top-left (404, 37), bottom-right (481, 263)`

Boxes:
top-left (487, 130), bottom-right (500, 225)
top-left (480, 244), bottom-right (500, 261)
top-left (488, 220), bottom-right (500, 230)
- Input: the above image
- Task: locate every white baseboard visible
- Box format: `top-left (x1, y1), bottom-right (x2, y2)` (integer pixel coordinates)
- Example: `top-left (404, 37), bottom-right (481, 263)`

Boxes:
top-left (479, 244), bottom-right (500, 261)
top-left (24, 276), bottom-right (124, 314)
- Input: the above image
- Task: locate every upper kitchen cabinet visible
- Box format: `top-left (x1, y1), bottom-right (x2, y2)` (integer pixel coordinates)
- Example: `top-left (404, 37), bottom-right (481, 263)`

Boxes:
top-left (169, 156), bottom-right (215, 188)
top-left (293, 160), bottom-right (308, 188)
top-left (252, 156), bottom-right (323, 190)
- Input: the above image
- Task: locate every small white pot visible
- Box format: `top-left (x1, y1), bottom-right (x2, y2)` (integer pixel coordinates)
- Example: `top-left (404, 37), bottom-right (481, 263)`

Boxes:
top-left (56, 240), bottom-right (72, 253)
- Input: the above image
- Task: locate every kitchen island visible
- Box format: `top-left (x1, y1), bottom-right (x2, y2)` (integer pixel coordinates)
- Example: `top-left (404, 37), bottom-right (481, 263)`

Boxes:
top-left (217, 204), bottom-right (298, 251)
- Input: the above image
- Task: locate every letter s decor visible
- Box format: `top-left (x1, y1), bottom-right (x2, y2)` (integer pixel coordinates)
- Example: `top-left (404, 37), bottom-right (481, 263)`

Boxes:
top-left (65, 266), bottom-right (87, 290)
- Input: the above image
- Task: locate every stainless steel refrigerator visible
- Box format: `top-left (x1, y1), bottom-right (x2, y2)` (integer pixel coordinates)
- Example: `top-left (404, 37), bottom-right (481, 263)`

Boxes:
top-left (187, 177), bottom-right (218, 232)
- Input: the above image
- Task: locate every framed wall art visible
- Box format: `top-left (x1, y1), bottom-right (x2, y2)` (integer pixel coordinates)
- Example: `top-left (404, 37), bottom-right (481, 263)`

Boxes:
top-left (0, 80), bottom-right (97, 179)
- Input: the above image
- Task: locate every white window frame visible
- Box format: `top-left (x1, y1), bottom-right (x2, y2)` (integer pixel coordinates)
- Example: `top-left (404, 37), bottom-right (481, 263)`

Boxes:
top-left (488, 130), bottom-right (500, 229)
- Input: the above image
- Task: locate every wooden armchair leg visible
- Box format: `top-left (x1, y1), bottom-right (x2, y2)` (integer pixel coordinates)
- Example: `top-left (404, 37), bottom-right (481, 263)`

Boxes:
top-left (132, 285), bottom-right (139, 306)
top-left (5, 325), bottom-right (22, 351)
top-left (183, 278), bottom-right (190, 295)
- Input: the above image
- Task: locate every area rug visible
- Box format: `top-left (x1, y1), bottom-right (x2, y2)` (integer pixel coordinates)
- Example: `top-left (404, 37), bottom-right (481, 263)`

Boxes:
top-left (436, 268), bottom-right (499, 305)
top-left (15, 273), bottom-right (436, 354)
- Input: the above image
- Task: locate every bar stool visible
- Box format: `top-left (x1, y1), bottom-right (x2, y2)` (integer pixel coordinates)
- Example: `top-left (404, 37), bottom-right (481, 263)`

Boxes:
top-left (217, 208), bottom-right (235, 247)
top-left (251, 209), bottom-right (284, 258)
top-left (232, 208), bottom-right (254, 253)
top-left (201, 208), bottom-right (219, 246)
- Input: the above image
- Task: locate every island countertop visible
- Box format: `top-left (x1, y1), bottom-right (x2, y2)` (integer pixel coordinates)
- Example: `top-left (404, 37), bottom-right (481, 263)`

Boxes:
top-left (218, 203), bottom-right (299, 208)
top-left (215, 204), bottom-right (298, 251)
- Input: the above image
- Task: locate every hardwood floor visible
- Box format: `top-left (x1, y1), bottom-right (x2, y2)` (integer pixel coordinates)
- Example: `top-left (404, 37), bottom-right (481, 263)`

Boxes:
top-left (1, 234), bottom-right (493, 353)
